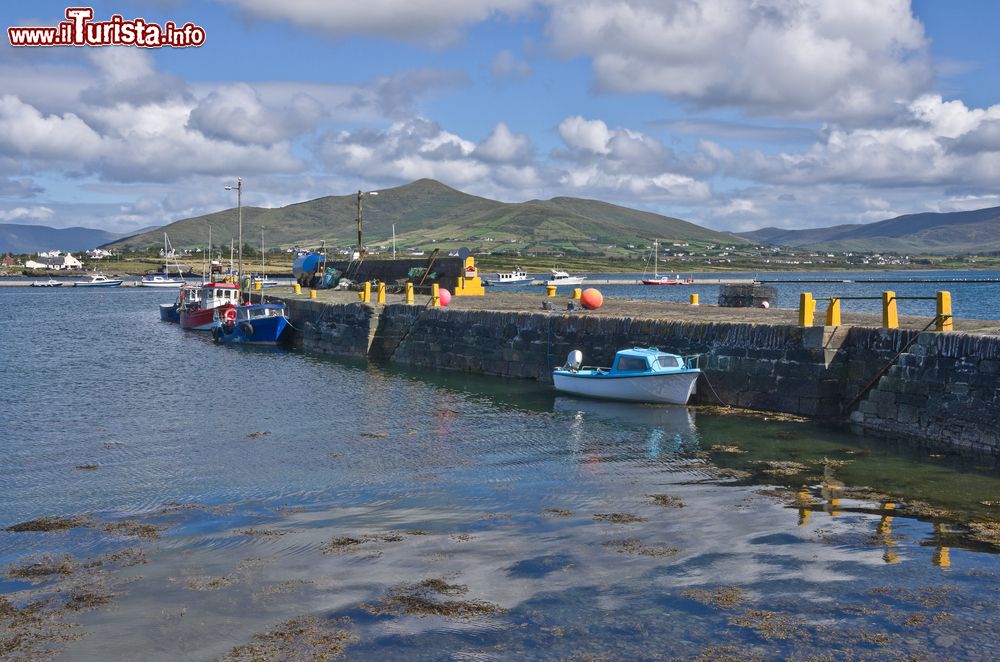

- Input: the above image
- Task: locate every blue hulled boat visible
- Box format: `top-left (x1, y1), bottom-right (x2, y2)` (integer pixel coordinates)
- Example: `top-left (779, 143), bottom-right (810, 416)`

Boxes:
top-left (212, 303), bottom-right (289, 344)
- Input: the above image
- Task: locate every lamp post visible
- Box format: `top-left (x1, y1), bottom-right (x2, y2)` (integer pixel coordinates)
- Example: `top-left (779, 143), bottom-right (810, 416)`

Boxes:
top-left (356, 189), bottom-right (378, 259)
top-left (225, 177), bottom-right (242, 289)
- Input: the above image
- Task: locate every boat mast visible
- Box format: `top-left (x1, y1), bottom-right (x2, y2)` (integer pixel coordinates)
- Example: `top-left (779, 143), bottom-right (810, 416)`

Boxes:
top-left (653, 239), bottom-right (658, 277)
top-left (392, 224), bottom-right (396, 260)
top-left (260, 226), bottom-right (265, 303)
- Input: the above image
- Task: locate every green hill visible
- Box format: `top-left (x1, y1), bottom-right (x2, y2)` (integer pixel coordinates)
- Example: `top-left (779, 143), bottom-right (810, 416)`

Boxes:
top-left (106, 179), bottom-right (748, 255)
top-left (740, 206), bottom-right (1000, 254)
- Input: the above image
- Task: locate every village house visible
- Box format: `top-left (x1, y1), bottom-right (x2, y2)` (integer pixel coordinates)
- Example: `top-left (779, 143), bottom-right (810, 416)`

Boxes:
top-left (25, 252), bottom-right (83, 270)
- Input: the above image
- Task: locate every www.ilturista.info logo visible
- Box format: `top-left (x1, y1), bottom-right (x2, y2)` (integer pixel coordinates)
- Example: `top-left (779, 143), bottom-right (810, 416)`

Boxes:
top-left (8, 7), bottom-right (205, 48)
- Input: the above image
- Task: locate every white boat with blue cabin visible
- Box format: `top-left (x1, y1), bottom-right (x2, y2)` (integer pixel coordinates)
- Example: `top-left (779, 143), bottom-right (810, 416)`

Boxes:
top-left (74, 273), bottom-right (122, 287)
top-left (552, 347), bottom-right (701, 404)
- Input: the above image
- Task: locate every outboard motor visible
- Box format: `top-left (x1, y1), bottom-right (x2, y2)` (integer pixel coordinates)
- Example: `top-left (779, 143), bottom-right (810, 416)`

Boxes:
top-left (563, 350), bottom-right (583, 371)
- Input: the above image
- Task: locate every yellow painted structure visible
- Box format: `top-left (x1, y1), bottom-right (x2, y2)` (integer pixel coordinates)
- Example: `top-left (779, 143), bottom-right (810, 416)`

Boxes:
top-left (377, 281), bottom-right (386, 304)
top-left (882, 291), bottom-right (898, 329)
top-left (690, 293), bottom-right (699, 306)
top-left (798, 292), bottom-right (815, 327)
top-left (359, 281), bottom-right (371, 303)
top-left (825, 297), bottom-right (841, 326)
top-left (453, 256), bottom-right (485, 296)
top-left (572, 287), bottom-right (582, 300)
top-left (546, 285), bottom-right (557, 297)
top-left (293, 283), bottom-right (301, 295)
top-left (937, 291), bottom-right (953, 331)
top-left (431, 283), bottom-right (441, 307)
top-left (309, 289), bottom-right (317, 299)
top-left (405, 282), bottom-right (414, 304)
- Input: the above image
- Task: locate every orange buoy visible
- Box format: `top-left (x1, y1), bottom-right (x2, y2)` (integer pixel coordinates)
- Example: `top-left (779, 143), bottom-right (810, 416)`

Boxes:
top-left (580, 288), bottom-right (603, 310)
top-left (439, 288), bottom-right (452, 306)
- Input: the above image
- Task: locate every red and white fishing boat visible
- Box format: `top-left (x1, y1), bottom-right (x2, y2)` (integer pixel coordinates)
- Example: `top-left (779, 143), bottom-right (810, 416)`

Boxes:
top-left (179, 281), bottom-right (243, 331)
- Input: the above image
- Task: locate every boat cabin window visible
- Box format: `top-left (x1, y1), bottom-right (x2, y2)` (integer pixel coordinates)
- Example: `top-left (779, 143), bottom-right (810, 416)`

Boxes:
top-left (615, 356), bottom-right (649, 372)
top-left (656, 355), bottom-right (682, 369)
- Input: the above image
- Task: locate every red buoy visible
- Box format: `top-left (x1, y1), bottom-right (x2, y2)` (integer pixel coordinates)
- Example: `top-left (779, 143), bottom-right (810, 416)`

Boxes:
top-left (580, 288), bottom-right (603, 310)
top-left (439, 288), bottom-right (452, 306)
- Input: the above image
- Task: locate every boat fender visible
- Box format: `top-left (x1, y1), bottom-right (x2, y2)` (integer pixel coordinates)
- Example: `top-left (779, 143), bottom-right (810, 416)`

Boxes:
top-left (239, 321), bottom-right (254, 337)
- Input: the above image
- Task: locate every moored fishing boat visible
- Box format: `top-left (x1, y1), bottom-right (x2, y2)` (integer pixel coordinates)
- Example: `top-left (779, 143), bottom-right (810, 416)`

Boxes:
top-left (484, 268), bottom-right (531, 286)
top-left (74, 274), bottom-right (123, 287)
top-left (160, 284), bottom-right (201, 323)
top-left (544, 269), bottom-right (586, 287)
top-left (179, 281), bottom-right (242, 330)
top-left (212, 303), bottom-right (290, 345)
top-left (552, 347), bottom-right (701, 404)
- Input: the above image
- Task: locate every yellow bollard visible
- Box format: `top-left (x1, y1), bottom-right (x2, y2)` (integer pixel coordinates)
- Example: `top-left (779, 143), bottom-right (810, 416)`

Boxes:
top-left (293, 283), bottom-right (301, 295)
top-left (690, 293), bottom-right (699, 306)
top-left (431, 283), bottom-right (441, 307)
top-left (882, 291), bottom-right (898, 329)
top-left (825, 297), bottom-right (841, 326)
top-left (546, 285), bottom-right (557, 297)
top-left (798, 292), bottom-right (815, 327)
top-left (361, 281), bottom-right (371, 304)
top-left (377, 281), bottom-right (386, 304)
top-left (405, 282), bottom-right (414, 305)
top-left (309, 289), bottom-right (317, 299)
top-left (936, 291), bottom-right (952, 331)
top-left (254, 280), bottom-right (262, 291)
top-left (572, 287), bottom-right (582, 300)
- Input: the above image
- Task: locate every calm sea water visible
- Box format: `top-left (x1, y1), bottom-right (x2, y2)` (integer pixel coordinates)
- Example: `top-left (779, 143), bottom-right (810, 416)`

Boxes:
top-left (490, 268), bottom-right (1000, 320)
top-left (3, 284), bottom-right (1000, 660)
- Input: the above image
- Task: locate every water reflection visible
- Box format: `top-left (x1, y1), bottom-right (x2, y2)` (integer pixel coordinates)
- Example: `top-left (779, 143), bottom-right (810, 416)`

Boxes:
top-left (552, 397), bottom-right (699, 459)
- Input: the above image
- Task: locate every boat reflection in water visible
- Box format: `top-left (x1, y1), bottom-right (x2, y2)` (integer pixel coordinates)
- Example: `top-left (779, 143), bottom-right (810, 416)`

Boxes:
top-left (553, 397), bottom-right (700, 459)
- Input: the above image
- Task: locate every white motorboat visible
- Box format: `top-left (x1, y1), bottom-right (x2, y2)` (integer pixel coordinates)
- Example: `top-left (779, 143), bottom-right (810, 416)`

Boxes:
top-left (484, 268), bottom-right (531, 286)
top-left (74, 274), bottom-right (123, 287)
top-left (552, 347), bottom-right (701, 404)
top-left (31, 279), bottom-right (62, 287)
top-left (544, 269), bottom-right (586, 287)
top-left (140, 274), bottom-right (185, 288)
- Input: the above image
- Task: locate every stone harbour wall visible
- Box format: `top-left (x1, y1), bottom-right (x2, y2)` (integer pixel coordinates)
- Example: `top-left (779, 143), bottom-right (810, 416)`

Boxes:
top-left (278, 299), bottom-right (1000, 453)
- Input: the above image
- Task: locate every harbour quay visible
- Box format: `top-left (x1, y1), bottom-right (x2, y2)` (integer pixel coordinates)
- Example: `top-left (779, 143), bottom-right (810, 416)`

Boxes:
top-left (267, 288), bottom-right (1000, 458)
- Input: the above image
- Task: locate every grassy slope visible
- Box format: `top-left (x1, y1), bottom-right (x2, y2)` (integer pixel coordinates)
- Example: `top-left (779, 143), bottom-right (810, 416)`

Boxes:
top-left (106, 179), bottom-right (749, 253)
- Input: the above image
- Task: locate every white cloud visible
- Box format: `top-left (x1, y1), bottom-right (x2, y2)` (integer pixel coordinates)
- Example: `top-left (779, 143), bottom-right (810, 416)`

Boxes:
top-left (546, 0), bottom-right (932, 121)
top-left (558, 116), bottom-right (612, 155)
top-left (317, 118), bottom-right (489, 186)
top-left (224, 0), bottom-right (533, 45)
top-left (187, 84), bottom-right (325, 145)
top-left (475, 123), bottom-right (533, 163)
top-left (0, 95), bottom-right (103, 160)
top-left (0, 205), bottom-right (53, 222)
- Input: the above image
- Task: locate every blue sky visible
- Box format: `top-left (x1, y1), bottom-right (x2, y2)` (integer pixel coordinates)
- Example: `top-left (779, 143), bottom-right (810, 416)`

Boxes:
top-left (2, 0), bottom-right (999, 235)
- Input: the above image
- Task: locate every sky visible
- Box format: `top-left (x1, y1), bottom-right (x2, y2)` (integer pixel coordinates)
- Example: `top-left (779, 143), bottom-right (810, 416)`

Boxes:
top-left (2, 0), bottom-right (999, 236)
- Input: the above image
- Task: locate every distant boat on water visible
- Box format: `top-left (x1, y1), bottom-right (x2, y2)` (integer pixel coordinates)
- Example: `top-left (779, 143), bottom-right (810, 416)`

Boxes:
top-left (31, 279), bottom-right (62, 287)
top-left (484, 268), bottom-right (531, 286)
top-left (74, 274), bottom-right (122, 287)
top-left (544, 270), bottom-right (586, 286)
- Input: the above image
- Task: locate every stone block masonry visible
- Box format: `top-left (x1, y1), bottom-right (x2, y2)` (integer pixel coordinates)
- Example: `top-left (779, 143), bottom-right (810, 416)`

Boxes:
top-left (278, 296), bottom-right (1000, 454)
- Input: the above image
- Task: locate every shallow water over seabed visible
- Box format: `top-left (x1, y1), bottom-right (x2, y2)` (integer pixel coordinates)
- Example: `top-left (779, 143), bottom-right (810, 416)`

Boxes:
top-left (3, 287), bottom-right (1000, 660)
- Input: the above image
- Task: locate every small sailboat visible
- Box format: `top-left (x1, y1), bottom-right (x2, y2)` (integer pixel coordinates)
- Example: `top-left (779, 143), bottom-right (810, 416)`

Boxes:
top-left (141, 233), bottom-right (186, 288)
top-left (642, 240), bottom-right (693, 285)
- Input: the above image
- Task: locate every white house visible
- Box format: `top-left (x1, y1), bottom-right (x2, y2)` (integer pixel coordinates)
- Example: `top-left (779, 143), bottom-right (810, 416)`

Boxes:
top-left (25, 253), bottom-right (83, 270)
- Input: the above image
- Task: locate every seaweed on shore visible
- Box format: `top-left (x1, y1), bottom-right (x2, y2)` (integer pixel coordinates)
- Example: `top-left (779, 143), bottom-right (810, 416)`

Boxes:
top-left (361, 578), bottom-right (505, 620)
top-left (223, 615), bottom-right (356, 661)
top-left (3, 516), bottom-right (90, 533)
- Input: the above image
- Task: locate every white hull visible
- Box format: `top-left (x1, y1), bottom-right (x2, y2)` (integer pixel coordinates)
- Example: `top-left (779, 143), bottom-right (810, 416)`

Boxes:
top-left (553, 371), bottom-right (698, 404)
top-left (546, 277), bottom-right (585, 286)
top-left (141, 279), bottom-right (185, 288)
